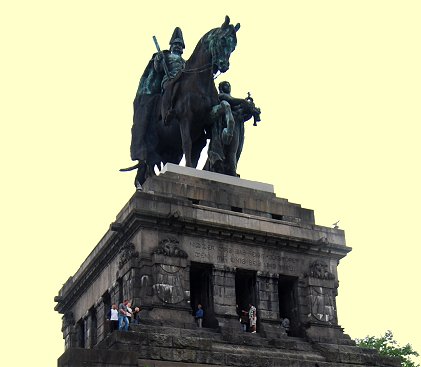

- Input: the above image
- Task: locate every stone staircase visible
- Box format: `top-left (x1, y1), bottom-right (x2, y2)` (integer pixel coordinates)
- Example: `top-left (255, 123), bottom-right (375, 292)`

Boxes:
top-left (58, 322), bottom-right (401, 367)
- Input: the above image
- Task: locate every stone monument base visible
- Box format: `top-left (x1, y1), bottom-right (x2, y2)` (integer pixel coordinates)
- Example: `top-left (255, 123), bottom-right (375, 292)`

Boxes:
top-left (58, 322), bottom-right (400, 367)
top-left (55, 165), bottom-right (399, 367)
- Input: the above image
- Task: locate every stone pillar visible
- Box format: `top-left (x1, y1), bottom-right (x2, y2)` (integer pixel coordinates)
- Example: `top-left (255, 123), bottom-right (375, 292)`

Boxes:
top-left (122, 268), bottom-right (135, 302)
top-left (135, 265), bottom-right (154, 308)
top-left (296, 277), bottom-right (310, 334)
top-left (256, 271), bottom-right (285, 338)
top-left (95, 296), bottom-right (106, 344)
top-left (83, 311), bottom-right (90, 349)
top-left (110, 281), bottom-right (120, 305)
top-left (212, 265), bottom-right (237, 329)
top-left (116, 242), bottom-right (140, 304)
top-left (61, 312), bottom-right (77, 350)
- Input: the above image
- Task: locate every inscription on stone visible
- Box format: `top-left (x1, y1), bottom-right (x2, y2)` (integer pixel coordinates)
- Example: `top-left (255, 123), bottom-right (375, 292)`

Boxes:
top-left (189, 241), bottom-right (298, 273)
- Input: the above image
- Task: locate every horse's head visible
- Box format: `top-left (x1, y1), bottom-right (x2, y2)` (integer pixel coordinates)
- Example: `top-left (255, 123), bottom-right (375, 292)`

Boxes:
top-left (205, 16), bottom-right (240, 74)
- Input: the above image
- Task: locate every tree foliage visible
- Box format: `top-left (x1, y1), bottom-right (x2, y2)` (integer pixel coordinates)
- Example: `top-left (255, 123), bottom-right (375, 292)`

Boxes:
top-left (355, 330), bottom-right (419, 367)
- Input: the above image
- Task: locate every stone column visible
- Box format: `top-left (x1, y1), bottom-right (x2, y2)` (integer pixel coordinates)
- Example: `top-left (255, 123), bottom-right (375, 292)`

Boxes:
top-left (122, 268), bottom-right (135, 302)
top-left (134, 264), bottom-right (154, 308)
top-left (95, 296), bottom-right (106, 344)
top-left (296, 277), bottom-right (310, 333)
top-left (256, 271), bottom-right (285, 338)
top-left (83, 311), bottom-right (90, 349)
top-left (110, 281), bottom-right (120, 305)
top-left (61, 312), bottom-right (77, 350)
top-left (212, 265), bottom-right (237, 329)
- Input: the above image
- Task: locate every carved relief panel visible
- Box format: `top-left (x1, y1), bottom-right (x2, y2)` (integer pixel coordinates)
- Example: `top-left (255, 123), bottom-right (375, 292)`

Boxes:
top-left (151, 238), bottom-right (190, 305)
top-left (305, 260), bottom-right (338, 324)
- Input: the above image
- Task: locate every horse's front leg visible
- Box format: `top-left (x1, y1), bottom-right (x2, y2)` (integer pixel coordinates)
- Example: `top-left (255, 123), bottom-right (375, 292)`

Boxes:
top-left (179, 119), bottom-right (193, 167)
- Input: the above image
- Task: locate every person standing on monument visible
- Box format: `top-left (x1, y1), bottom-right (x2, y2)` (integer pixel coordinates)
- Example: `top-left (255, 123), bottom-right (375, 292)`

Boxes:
top-left (118, 299), bottom-right (130, 331)
top-left (129, 27), bottom-right (186, 189)
top-left (107, 304), bottom-right (119, 332)
top-left (132, 306), bottom-right (142, 324)
top-left (195, 303), bottom-right (204, 328)
top-left (248, 303), bottom-right (257, 333)
top-left (126, 301), bottom-right (133, 325)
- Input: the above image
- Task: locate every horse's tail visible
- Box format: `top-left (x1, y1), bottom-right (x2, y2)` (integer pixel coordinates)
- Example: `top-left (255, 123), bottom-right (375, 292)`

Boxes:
top-left (119, 162), bottom-right (143, 172)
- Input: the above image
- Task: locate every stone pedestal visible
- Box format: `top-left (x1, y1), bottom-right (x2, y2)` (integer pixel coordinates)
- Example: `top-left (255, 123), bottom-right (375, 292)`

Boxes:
top-left (54, 164), bottom-right (399, 367)
top-left (256, 271), bottom-right (285, 338)
top-left (212, 265), bottom-right (238, 330)
top-left (95, 297), bottom-right (106, 344)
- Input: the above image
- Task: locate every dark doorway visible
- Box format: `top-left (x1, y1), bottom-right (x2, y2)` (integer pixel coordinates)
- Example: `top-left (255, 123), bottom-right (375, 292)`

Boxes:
top-left (235, 269), bottom-right (257, 309)
top-left (190, 262), bottom-right (217, 328)
top-left (235, 269), bottom-right (257, 331)
top-left (278, 275), bottom-right (300, 336)
top-left (102, 292), bottom-right (111, 334)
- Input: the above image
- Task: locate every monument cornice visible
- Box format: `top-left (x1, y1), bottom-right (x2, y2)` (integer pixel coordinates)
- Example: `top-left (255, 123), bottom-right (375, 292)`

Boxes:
top-left (128, 209), bottom-right (351, 257)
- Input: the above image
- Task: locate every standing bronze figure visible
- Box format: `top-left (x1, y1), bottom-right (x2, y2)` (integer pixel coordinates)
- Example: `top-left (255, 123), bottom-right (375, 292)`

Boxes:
top-left (205, 81), bottom-right (261, 176)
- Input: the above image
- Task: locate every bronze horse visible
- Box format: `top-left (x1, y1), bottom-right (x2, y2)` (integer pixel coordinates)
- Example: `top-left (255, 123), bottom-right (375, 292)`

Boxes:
top-left (124, 17), bottom-right (240, 188)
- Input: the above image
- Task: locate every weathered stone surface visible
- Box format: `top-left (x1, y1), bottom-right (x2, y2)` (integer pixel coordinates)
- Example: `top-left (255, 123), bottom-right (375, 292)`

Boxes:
top-left (55, 167), bottom-right (397, 367)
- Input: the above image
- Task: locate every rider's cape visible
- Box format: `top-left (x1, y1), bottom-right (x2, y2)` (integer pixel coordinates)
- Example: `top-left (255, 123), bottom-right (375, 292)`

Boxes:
top-left (131, 52), bottom-right (166, 162)
top-left (134, 52), bottom-right (165, 103)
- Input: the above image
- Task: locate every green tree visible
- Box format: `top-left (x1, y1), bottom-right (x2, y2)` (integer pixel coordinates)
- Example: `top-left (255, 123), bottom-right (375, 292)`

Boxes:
top-left (356, 330), bottom-right (419, 367)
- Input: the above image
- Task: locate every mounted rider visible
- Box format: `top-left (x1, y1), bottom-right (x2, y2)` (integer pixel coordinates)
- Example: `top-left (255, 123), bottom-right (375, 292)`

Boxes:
top-left (130, 27), bottom-right (186, 168)
top-left (155, 27), bottom-right (186, 92)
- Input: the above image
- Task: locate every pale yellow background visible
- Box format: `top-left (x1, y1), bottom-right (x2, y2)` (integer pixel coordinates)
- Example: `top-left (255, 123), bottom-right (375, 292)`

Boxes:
top-left (1, 1), bottom-right (420, 366)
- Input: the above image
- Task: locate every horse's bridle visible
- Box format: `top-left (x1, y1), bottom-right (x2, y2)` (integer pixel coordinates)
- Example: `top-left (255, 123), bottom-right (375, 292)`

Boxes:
top-left (181, 63), bottom-right (213, 74)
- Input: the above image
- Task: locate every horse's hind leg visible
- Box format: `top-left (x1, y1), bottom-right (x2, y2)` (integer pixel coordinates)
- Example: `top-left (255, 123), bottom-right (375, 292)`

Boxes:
top-left (134, 163), bottom-right (147, 190)
top-left (179, 119), bottom-right (193, 167)
top-left (191, 134), bottom-right (207, 168)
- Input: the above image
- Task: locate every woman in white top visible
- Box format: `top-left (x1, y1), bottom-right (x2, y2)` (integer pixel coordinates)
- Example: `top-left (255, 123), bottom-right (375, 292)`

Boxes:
top-left (108, 304), bottom-right (119, 332)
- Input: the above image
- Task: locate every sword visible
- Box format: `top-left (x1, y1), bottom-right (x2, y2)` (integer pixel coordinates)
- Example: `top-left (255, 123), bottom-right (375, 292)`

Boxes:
top-left (153, 35), bottom-right (170, 79)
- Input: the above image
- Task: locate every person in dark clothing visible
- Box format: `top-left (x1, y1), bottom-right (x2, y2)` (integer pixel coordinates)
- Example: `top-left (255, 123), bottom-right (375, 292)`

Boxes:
top-left (132, 306), bottom-right (142, 324)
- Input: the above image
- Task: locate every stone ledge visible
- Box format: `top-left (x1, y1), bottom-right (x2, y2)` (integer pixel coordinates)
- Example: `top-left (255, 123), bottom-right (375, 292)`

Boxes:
top-left (160, 163), bottom-right (275, 193)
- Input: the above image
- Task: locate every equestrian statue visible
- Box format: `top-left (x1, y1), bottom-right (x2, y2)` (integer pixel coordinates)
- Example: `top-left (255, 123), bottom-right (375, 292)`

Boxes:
top-left (121, 16), bottom-right (247, 188)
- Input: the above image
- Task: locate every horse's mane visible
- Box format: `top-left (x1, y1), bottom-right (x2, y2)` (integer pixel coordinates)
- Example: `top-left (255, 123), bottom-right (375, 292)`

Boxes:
top-left (185, 28), bottom-right (218, 66)
top-left (186, 25), bottom-right (237, 67)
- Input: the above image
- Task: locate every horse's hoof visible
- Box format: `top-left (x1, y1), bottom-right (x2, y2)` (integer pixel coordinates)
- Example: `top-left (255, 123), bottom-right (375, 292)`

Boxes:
top-left (222, 128), bottom-right (233, 145)
top-left (135, 180), bottom-right (143, 191)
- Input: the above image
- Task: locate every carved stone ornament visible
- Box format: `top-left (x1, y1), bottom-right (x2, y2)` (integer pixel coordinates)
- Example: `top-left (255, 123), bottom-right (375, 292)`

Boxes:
top-left (308, 260), bottom-right (335, 280)
top-left (310, 286), bottom-right (336, 323)
top-left (153, 264), bottom-right (186, 304)
top-left (61, 311), bottom-right (75, 330)
top-left (118, 243), bottom-right (139, 269)
top-left (153, 238), bottom-right (188, 258)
